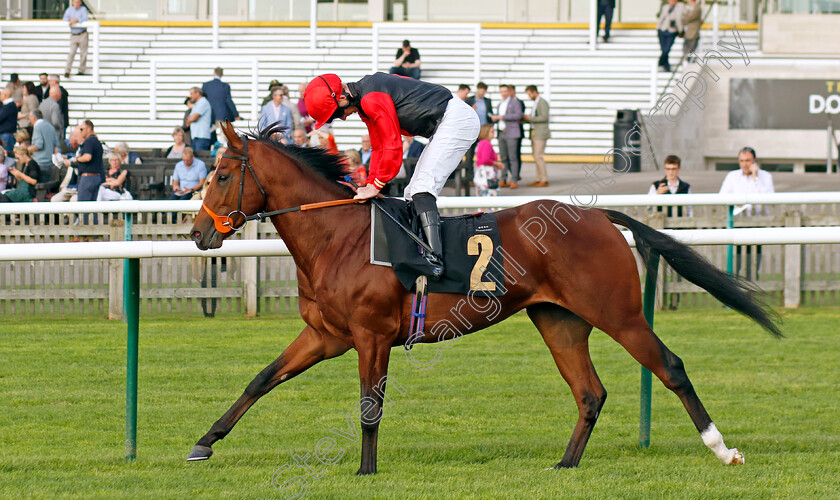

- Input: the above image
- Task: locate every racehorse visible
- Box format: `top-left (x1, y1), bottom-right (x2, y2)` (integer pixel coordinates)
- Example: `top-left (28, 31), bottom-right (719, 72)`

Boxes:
top-left (188, 122), bottom-right (781, 474)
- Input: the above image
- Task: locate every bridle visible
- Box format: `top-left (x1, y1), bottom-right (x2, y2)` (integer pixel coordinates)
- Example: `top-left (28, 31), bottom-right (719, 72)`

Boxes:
top-left (200, 134), bottom-right (361, 234)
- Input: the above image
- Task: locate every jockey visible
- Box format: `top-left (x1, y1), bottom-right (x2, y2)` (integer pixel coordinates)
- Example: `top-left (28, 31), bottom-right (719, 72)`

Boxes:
top-left (304, 72), bottom-right (480, 280)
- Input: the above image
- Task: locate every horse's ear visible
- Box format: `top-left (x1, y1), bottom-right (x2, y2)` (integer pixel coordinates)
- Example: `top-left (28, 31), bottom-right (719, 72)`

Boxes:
top-left (221, 121), bottom-right (243, 150)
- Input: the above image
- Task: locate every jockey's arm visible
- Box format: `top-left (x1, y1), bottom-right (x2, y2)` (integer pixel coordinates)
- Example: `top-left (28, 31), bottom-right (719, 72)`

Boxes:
top-left (358, 93), bottom-right (403, 192)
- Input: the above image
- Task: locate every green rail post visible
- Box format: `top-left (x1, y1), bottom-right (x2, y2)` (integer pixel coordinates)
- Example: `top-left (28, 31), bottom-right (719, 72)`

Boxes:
top-left (726, 205), bottom-right (734, 274)
top-left (640, 252), bottom-right (660, 448)
top-left (125, 257), bottom-right (140, 461)
top-left (123, 213), bottom-right (132, 322)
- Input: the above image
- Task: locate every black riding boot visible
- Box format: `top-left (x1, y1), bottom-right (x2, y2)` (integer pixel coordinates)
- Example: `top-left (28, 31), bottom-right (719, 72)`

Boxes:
top-left (413, 192), bottom-right (444, 280)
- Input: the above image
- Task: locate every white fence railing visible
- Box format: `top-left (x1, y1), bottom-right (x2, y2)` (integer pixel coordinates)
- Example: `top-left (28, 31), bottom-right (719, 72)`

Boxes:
top-left (1, 192), bottom-right (840, 215)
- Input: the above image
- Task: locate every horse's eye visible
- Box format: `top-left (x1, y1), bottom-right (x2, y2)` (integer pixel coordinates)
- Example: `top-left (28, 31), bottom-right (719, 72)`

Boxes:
top-left (217, 175), bottom-right (228, 182)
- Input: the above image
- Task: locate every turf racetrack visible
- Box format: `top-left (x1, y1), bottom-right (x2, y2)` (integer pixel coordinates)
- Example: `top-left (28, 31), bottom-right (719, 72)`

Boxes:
top-left (2, 308), bottom-right (839, 499)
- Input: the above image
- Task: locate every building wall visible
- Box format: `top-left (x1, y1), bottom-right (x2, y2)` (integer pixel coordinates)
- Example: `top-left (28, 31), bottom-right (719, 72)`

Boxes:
top-left (701, 62), bottom-right (837, 169)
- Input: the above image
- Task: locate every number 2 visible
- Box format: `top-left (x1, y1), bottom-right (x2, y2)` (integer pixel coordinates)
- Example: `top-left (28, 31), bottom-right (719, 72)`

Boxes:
top-left (467, 234), bottom-right (496, 292)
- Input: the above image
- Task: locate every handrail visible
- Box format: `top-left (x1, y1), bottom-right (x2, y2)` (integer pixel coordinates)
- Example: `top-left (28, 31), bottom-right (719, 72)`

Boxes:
top-left (2, 192), bottom-right (839, 215)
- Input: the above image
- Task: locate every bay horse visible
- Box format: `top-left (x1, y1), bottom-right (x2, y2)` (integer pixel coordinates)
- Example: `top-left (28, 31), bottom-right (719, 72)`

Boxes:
top-left (188, 122), bottom-right (780, 474)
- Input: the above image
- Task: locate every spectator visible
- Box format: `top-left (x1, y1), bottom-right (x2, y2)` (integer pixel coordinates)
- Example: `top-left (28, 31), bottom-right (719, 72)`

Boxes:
top-left (28, 109), bottom-right (59, 175)
top-left (523, 85), bottom-right (551, 187)
top-left (389, 39), bottom-right (421, 80)
top-left (466, 82), bottom-right (492, 127)
top-left (114, 142), bottom-right (143, 165)
top-left (169, 147), bottom-right (207, 200)
top-left (464, 82), bottom-right (492, 178)
top-left (166, 126), bottom-right (188, 158)
top-left (682, 0), bottom-right (702, 62)
top-left (96, 153), bottom-right (132, 201)
top-left (292, 128), bottom-right (308, 147)
top-left (403, 136), bottom-right (424, 159)
top-left (6, 74), bottom-right (23, 107)
top-left (63, 0), bottom-right (89, 77)
top-left (34, 73), bottom-right (49, 102)
top-left (14, 129), bottom-right (30, 148)
top-left (491, 84), bottom-right (523, 189)
top-left (279, 84), bottom-right (303, 132)
top-left (345, 149), bottom-right (367, 186)
top-left (0, 146), bottom-right (41, 202)
top-left (63, 119), bottom-right (103, 220)
top-left (359, 134), bottom-right (372, 166)
top-left (473, 124), bottom-right (503, 197)
top-left (719, 146), bottom-right (774, 280)
top-left (184, 87), bottom-right (213, 152)
top-left (258, 86), bottom-right (293, 139)
top-left (297, 82), bottom-right (315, 133)
top-left (0, 149), bottom-right (13, 191)
top-left (202, 67), bottom-right (241, 144)
top-left (313, 129), bottom-right (339, 155)
top-left (657, 0), bottom-right (685, 72)
top-left (456, 84), bottom-right (470, 101)
top-left (0, 88), bottom-right (17, 153)
top-left (18, 82), bottom-right (39, 132)
top-left (39, 86), bottom-right (64, 141)
top-left (647, 154), bottom-right (692, 217)
top-left (181, 96), bottom-right (193, 146)
top-left (47, 75), bottom-right (69, 139)
top-left (597, 0), bottom-right (615, 43)
top-left (51, 124), bottom-right (83, 203)
top-left (649, 154), bottom-right (691, 309)
top-left (262, 80), bottom-right (282, 106)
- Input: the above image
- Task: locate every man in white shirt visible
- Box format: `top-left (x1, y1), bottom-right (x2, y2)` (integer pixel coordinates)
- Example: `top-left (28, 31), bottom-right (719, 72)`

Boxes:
top-left (719, 146), bottom-right (774, 279)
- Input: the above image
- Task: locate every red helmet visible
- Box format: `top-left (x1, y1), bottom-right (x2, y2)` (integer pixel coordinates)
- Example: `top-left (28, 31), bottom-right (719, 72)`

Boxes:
top-left (304, 74), bottom-right (344, 130)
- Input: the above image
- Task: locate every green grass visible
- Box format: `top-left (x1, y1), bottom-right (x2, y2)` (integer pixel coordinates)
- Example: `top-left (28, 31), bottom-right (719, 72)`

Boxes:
top-left (1, 308), bottom-right (839, 499)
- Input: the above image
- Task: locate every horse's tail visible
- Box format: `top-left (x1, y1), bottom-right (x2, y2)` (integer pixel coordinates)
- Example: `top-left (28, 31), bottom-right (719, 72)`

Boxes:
top-left (603, 209), bottom-right (783, 338)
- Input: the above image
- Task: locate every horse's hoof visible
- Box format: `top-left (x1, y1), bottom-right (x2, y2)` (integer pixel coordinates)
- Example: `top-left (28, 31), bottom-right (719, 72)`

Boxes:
top-left (355, 467), bottom-right (376, 475)
top-left (727, 449), bottom-right (745, 465)
top-left (187, 445), bottom-right (213, 461)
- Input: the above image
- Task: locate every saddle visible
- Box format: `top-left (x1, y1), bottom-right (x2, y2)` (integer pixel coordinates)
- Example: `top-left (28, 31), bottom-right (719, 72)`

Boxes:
top-left (370, 198), bottom-right (505, 296)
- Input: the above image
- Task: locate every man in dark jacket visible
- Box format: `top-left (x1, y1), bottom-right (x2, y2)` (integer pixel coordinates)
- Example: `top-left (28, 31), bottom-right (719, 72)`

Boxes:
top-left (202, 67), bottom-right (241, 144)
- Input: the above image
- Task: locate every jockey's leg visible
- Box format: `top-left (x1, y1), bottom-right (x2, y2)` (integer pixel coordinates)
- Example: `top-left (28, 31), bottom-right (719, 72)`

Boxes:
top-left (404, 98), bottom-right (480, 279)
top-left (412, 192), bottom-right (444, 280)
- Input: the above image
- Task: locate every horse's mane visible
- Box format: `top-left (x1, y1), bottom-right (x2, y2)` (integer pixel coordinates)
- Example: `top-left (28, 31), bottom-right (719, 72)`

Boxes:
top-left (244, 124), bottom-right (355, 196)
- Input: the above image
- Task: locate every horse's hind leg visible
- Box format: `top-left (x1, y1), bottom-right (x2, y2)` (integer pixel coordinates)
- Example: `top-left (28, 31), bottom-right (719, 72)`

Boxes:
top-left (604, 314), bottom-right (744, 465)
top-left (188, 326), bottom-right (350, 461)
top-left (527, 303), bottom-right (605, 468)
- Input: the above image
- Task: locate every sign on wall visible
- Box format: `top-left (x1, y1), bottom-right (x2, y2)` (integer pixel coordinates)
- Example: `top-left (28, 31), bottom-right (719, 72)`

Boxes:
top-left (730, 78), bottom-right (840, 130)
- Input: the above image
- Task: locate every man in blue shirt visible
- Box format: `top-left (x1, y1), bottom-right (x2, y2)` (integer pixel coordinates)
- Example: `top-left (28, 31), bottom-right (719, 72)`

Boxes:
top-left (63, 0), bottom-right (89, 78)
top-left (169, 147), bottom-right (207, 200)
top-left (257, 86), bottom-right (292, 140)
top-left (185, 87), bottom-right (213, 152)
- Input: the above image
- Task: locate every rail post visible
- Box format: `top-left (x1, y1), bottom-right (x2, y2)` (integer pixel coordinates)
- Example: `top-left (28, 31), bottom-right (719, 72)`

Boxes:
top-left (726, 205), bottom-right (734, 274)
top-left (125, 257), bottom-right (140, 461)
top-left (640, 252), bottom-right (659, 448)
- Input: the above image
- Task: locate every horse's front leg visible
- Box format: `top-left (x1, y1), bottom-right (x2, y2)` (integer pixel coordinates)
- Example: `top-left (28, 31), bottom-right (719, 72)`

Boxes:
top-left (354, 332), bottom-right (394, 475)
top-left (188, 325), bottom-right (350, 461)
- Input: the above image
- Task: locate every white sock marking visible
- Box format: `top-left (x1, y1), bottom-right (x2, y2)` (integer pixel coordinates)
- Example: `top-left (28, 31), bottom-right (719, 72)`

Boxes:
top-left (701, 422), bottom-right (738, 464)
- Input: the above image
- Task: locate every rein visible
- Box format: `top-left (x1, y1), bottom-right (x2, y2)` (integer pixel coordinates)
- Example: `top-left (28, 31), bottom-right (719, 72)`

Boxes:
top-left (200, 135), bottom-right (362, 234)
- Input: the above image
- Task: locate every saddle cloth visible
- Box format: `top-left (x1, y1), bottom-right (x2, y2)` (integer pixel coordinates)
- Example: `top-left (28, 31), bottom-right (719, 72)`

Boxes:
top-left (370, 198), bottom-right (504, 296)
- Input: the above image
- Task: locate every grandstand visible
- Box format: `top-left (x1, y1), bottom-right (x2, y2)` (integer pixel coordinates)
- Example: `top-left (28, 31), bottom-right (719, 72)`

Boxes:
top-left (0, 21), bottom-right (758, 160)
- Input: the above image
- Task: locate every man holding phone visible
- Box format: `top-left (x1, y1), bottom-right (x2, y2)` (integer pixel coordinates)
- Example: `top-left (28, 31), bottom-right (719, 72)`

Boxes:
top-left (719, 146), bottom-right (774, 280)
